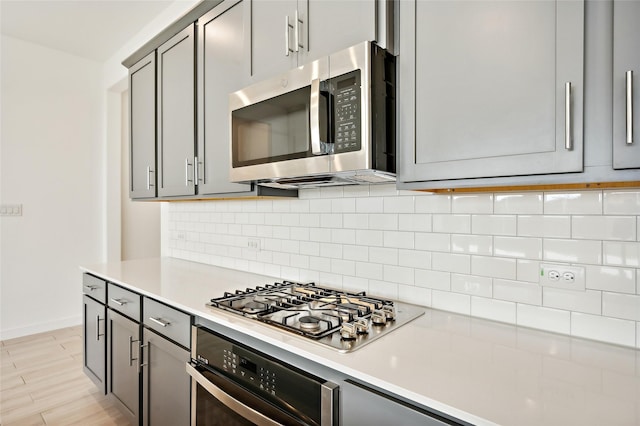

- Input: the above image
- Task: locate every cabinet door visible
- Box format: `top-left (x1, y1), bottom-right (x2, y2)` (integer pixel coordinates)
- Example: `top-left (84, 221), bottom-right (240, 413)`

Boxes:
top-left (197, 0), bottom-right (253, 195)
top-left (129, 52), bottom-right (157, 199)
top-left (83, 295), bottom-right (106, 393)
top-left (108, 310), bottom-right (140, 424)
top-left (613, 0), bottom-right (640, 169)
top-left (157, 24), bottom-right (197, 197)
top-left (250, 0), bottom-right (297, 81)
top-left (142, 329), bottom-right (191, 426)
top-left (399, 0), bottom-right (584, 183)
top-left (302, 0), bottom-right (377, 64)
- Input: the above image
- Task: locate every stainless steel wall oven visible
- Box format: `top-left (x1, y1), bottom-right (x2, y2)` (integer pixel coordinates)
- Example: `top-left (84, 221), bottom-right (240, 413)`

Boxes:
top-left (187, 325), bottom-right (339, 425)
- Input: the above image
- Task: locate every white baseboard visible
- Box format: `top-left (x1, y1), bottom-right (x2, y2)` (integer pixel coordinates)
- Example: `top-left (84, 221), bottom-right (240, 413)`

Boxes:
top-left (0, 316), bottom-right (82, 341)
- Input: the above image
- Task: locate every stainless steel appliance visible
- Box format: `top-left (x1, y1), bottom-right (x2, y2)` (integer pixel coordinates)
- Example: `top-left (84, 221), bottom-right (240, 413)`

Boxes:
top-left (229, 41), bottom-right (396, 188)
top-left (207, 281), bottom-right (424, 353)
top-left (187, 325), bottom-right (338, 425)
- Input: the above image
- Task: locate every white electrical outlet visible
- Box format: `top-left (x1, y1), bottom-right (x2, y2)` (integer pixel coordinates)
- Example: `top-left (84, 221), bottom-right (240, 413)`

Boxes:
top-left (0, 204), bottom-right (22, 216)
top-left (539, 263), bottom-right (585, 291)
top-left (247, 238), bottom-right (261, 252)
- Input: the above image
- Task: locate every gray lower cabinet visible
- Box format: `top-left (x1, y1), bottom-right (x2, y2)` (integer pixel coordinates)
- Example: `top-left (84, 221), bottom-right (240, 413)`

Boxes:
top-left (82, 295), bottom-right (106, 393)
top-left (613, 0), bottom-right (640, 169)
top-left (157, 24), bottom-right (197, 198)
top-left (107, 309), bottom-right (141, 425)
top-left (129, 52), bottom-right (157, 199)
top-left (398, 0), bottom-right (585, 185)
top-left (141, 329), bottom-right (190, 426)
top-left (196, 0), bottom-right (253, 195)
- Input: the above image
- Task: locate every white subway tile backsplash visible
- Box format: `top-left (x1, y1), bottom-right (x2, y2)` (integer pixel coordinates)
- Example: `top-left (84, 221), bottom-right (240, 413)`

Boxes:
top-left (415, 232), bottom-right (451, 252)
top-left (433, 214), bottom-right (471, 234)
top-left (415, 194), bottom-right (451, 213)
top-left (542, 288), bottom-right (602, 315)
top-left (571, 313), bottom-right (636, 347)
top-left (471, 297), bottom-right (516, 323)
top-left (603, 241), bottom-right (640, 267)
top-left (602, 292), bottom-right (640, 321)
top-left (451, 234), bottom-right (493, 255)
top-left (432, 252), bottom-right (470, 274)
top-left (572, 216), bottom-right (636, 241)
top-left (493, 279), bottom-right (542, 305)
top-left (383, 231), bottom-right (415, 249)
top-left (452, 194), bottom-right (493, 214)
top-left (451, 274), bottom-right (492, 297)
top-left (544, 239), bottom-right (602, 264)
top-left (494, 193), bottom-right (543, 214)
top-left (494, 236), bottom-right (542, 259)
top-left (517, 304), bottom-right (571, 335)
top-left (586, 265), bottom-right (636, 294)
top-left (603, 190), bottom-right (640, 215)
top-left (432, 290), bottom-right (471, 315)
top-left (168, 186), bottom-right (640, 348)
top-left (544, 191), bottom-right (603, 215)
top-left (517, 215), bottom-right (571, 238)
top-left (472, 215), bottom-right (517, 236)
top-left (471, 256), bottom-right (516, 279)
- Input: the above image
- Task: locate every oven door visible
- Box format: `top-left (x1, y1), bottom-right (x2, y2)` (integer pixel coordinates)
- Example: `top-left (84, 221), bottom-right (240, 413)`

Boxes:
top-left (187, 362), bottom-right (317, 426)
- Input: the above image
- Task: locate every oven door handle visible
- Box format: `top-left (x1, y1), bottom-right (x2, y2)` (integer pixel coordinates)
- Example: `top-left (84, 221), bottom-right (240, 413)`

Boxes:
top-left (186, 362), bottom-right (283, 426)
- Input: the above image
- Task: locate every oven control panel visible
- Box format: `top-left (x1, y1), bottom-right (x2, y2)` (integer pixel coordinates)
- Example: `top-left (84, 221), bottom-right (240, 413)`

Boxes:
top-left (222, 348), bottom-right (278, 396)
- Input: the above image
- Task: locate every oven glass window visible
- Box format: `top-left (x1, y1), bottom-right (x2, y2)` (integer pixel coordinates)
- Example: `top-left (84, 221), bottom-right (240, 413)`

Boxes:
top-left (195, 382), bottom-right (255, 426)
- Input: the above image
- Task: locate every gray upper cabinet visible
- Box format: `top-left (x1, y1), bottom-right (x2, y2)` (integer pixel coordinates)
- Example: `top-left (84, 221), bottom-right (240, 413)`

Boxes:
top-left (197, 0), bottom-right (253, 195)
top-left (249, 0), bottom-right (378, 82)
top-left (129, 53), bottom-right (157, 199)
top-left (157, 24), bottom-right (197, 198)
top-left (398, 0), bottom-right (585, 185)
top-left (613, 0), bottom-right (640, 169)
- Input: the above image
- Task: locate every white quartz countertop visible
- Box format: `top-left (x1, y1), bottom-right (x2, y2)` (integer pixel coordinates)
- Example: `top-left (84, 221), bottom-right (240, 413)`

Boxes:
top-left (81, 257), bottom-right (640, 426)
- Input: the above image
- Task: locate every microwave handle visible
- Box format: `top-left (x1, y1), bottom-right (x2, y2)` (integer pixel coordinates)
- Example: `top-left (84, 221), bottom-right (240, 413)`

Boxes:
top-left (310, 78), bottom-right (323, 155)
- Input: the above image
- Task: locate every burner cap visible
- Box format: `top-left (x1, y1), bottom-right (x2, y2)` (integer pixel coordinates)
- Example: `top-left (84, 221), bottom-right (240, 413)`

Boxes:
top-left (242, 301), bottom-right (267, 313)
top-left (298, 316), bottom-right (321, 331)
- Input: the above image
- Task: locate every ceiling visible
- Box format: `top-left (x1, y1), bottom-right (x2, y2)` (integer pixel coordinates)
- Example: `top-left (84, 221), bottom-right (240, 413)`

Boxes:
top-left (0, 0), bottom-right (174, 62)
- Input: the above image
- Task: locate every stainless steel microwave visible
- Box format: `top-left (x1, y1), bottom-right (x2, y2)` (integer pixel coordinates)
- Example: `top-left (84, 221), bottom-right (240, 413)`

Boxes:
top-left (229, 41), bottom-right (396, 188)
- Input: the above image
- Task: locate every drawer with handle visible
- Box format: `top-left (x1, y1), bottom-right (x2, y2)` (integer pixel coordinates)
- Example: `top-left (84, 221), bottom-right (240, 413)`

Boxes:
top-left (143, 297), bottom-right (191, 349)
top-left (107, 283), bottom-right (141, 322)
top-left (83, 273), bottom-right (107, 304)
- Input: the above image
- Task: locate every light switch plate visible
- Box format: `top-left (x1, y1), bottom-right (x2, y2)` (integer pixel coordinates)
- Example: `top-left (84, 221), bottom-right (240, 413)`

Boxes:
top-left (0, 204), bottom-right (22, 216)
top-left (540, 263), bottom-right (585, 291)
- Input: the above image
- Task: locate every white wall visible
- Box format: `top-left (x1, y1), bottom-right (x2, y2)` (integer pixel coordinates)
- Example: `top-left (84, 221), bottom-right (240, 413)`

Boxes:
top-left (167, 185), bottom-right (640, 349)
top-left (0, 36), bottom-right (104, 339)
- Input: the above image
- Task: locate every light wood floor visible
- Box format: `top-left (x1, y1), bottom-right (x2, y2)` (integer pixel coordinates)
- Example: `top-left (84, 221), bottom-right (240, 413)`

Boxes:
top-left (0, 326), bottom-right (130, 425)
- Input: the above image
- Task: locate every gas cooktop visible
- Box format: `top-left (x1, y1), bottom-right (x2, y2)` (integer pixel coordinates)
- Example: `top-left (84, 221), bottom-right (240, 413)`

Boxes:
top-left (207, 281), bottom-right (424, 353)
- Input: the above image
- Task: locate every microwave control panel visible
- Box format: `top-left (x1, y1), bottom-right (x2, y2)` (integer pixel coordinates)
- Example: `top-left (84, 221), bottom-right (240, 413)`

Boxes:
top-left (333, 70), bottom-right (361, 153)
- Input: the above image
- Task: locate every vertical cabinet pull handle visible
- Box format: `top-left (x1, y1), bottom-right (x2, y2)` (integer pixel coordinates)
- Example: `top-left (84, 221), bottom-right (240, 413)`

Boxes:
top-left (295, 10), bottom-right (303, 52)
top-left (565, 82), bottom-right (572, 150)
top-left (146, 166), bottom-right (154, 190)
top-left (185, 158), bottom-right (193, 186)
top-left (95, 316), bottom-right (104, 341)
top-left (128, 336), bottom-right (140, 367)
top-left (194, 156), bottom-right (200, 184)
top-left (139, 343), bottom-right (149, 373)
top-left (627, 70), bottom-right (634, 145)
top-left (285, 16), bottom-right (293, 56)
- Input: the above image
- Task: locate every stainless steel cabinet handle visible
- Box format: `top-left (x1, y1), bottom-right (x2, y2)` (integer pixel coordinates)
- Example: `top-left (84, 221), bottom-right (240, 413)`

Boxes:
top-left (185, 158), bottom-right (194, 186)
top-left (310, 78), bottom-right (322, 155)
top-left (138, 343), bottom-right (148, 373)
top-left (565, 82), bottom-right (572, 150)
top-left (295, 10), bottom-right (303, 52)
top-left (186, 363), bottom-right (282, 426)
top-left (110, 298), bottom-right (126, 306)
top-left (285, 15), bottom-right (294, 56)
top-left (128, 336), bottom-right (140, 367)
top-left (146, 166), bottom-right (154, 190)
top-left (148, 317), bottom-right (170, 327)
top-left (194, 156), bottom-right (201, 184)
top-left (84, 284), bottom-right (97, 291)
top-left (627, 70), bottom-right (634, 145)
top-left (95, 316), bottom-right (104, 341)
